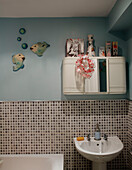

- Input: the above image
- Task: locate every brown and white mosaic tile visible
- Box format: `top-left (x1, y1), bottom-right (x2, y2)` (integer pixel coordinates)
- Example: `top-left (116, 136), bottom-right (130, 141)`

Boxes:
top-left (0, 100), bottom-right (130, 169)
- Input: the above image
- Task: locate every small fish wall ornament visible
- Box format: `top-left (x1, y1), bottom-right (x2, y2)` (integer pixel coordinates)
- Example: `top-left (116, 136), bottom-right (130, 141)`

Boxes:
top-left (17, 37), bottom-right (22, 41)
top-left (21, 43), bottom-right (28, 49)
top-left (19, 28), bottom-right (26, 35)
top-left (12, 53), bottom-right (25, 71)
top-left (30, 42), bottom-right (50, 57)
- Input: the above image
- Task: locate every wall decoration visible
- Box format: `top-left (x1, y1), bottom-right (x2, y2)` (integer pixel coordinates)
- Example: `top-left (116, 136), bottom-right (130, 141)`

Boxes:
top-left (19, 28), bottom-right (26, 35)
top-left (21, 43), bottom-right (28, 49)
top-left (12, 53), bottom-right (25, 71)
top-left (17, 37), bottom-right (22, 42)
top-left (106, 41), bottom-right (111, 56)
top-left (75, 55), bottom-right (95, 78)
top-left (112, 41), bottom-right (118, 56)
top-left (99, 47), bottom-right (105, 57)
top-left (66, 39), bottom-right (84, 57)
top-left (86, 34), bottom-right (95, 57)
top-left (30, 42), bottom-right (50, 57)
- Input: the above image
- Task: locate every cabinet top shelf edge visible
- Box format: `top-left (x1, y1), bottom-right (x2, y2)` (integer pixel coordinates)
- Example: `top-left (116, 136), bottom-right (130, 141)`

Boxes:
top-left (64, 56), bottom-right (125, 60)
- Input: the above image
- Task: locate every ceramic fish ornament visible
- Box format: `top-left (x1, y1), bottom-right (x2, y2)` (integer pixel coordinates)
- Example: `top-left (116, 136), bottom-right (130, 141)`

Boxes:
top-left (30, 42), bottom-right (50, 57)
top-left (12, 53), bottom-right (25, 71)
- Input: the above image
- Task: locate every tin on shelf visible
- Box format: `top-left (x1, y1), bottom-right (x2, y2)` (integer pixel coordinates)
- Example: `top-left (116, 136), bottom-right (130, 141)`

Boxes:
top-left (112, 41), bottom-right (118, 56)
top-left (106, 41), bottom-right (111, 57)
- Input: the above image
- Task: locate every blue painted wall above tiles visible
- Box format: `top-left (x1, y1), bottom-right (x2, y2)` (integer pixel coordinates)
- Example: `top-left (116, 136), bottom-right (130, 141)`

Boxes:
top-left (0, 17), bottom-right (128, 101)
top-left (107, 1), bottom-right (132, 41)
top-left (107, 0), bottom-right (132, 32)
top-left (127, 37), bottom-right (132, 100)
top-left (107, 0), bottom-right (132, 100)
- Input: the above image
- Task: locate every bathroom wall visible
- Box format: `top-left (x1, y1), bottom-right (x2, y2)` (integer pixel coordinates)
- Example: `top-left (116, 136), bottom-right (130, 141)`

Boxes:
top-left (0, 3), bottom-right (131, 170)
top-left (0, 100), bottom-right (129, 170)
top-left (127, 37), bottom-right (132, 100)
top-left (127, 26), bottom-right (132, 170)
top-left (107, 1), bottom-right (132, 168)
top-left (128, 100), bottom-right (132, 169)
top-left (107, 0), bottom-right (132, 31)
top-left (0, 17), bottom-right (127, 101)
top-left (128, 34), bottom-right (132, 167)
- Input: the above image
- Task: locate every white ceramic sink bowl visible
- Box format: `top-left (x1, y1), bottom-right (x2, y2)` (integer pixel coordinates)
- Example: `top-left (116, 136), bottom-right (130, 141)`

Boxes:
top-left (74, 136), bottom-right (123, 170)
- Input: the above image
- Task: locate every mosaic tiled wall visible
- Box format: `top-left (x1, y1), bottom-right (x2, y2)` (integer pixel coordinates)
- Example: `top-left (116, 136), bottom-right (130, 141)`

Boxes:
top-left (128, 101), bottom-right (132, 170)
top-left (0, 100), bottom-right (129, 169)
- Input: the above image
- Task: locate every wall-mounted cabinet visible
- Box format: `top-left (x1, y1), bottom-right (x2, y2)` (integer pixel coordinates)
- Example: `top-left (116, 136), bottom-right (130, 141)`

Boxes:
top-left (63, 57), bottom-right (126, 95)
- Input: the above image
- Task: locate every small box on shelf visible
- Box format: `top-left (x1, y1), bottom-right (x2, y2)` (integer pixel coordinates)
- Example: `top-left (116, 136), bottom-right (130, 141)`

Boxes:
top-left (106, 41), bottom-right (111, 57)
top-left (112, 41), bottom-right (118, 56)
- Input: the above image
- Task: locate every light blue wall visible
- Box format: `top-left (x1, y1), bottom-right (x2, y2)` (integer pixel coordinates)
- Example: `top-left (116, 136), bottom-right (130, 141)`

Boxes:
top-left (107, 0), bottom-right (132, 100)
top-left (107, 0), bottom-right (132, 31)
top-left (127, 37), bottom-right (132, 100)
top-left (0, 18), bottom-right (127, 101)
top-left (126, 27), bottom-right (132, 100)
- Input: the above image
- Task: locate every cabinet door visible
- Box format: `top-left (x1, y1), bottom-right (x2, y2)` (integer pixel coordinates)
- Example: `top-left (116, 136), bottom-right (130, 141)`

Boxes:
top-left (85, 59), bottom-right (100, 93)
top-left (108, 58), bottom-right (126, 94)
top-left (63, 58), bottom-right (84, 94)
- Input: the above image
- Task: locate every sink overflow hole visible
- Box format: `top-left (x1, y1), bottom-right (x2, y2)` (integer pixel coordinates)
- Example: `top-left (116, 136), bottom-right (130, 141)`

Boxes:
top-left (97, 144), bottom-right (99, 146)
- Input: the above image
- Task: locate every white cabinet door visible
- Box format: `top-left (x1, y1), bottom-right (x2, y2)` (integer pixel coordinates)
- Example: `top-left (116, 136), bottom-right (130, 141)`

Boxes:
top-left (108, 58), bottom-right (126, 94)
top-left (63, 58), bottom-right (84, 94)
top-left (85, 59), bottom-right (100, 93)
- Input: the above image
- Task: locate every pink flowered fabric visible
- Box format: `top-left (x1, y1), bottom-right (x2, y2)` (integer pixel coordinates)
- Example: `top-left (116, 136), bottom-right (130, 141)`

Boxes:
top-left (76, 55), bottom-right (95, 78)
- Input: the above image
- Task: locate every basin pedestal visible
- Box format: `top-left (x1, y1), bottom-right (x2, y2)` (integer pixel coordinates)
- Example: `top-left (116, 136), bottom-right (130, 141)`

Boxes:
top-left (92, 162), bottom-right (106, 170)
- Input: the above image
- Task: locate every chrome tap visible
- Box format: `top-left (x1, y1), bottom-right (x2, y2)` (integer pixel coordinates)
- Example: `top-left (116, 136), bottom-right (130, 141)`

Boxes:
top-left (104, 134), bottom-right (108, 140)
top-left (87, 134), bottom-right (91, 141)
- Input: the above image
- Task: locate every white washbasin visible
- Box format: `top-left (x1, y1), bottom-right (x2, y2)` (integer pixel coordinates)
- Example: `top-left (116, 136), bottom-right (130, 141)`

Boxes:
top-left (74, 136), bottom-right (123, 170)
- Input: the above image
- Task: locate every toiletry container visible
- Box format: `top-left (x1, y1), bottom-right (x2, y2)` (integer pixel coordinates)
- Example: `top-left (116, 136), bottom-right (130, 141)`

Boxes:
top-left (95, 123), bottom-right (101, 140)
